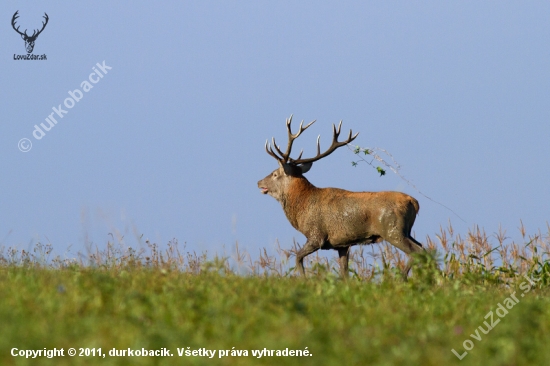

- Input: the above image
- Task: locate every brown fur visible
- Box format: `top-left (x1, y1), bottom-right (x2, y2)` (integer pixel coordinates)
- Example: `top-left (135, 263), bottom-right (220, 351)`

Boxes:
top-left (258, 163), bottom-right (424, 278)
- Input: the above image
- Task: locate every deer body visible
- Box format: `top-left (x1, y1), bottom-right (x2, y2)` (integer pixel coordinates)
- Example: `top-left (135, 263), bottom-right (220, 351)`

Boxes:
top-left (258, 116), bottom-right (424, 278)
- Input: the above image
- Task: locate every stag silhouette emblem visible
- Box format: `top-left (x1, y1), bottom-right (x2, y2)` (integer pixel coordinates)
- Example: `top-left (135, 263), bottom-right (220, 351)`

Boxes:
top-left (11, 11), bottom-right (49, 54)
top-left (258, 116), bottom-right (425, 279)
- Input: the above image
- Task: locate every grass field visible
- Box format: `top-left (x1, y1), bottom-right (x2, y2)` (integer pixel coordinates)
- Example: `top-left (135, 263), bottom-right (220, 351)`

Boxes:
top-left (1, 223), bottom-right (549, 366)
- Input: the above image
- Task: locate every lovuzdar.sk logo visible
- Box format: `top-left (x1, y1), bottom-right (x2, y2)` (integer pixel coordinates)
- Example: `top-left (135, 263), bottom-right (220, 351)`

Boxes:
top-left (12, 10), bottom-right (48, 60)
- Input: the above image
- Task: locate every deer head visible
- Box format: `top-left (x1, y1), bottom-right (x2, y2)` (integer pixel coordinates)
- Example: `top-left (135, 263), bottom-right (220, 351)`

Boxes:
top-left (12, 11), bottom-right (49, 54)
top-left (258, 115), bottom-right (358, 201)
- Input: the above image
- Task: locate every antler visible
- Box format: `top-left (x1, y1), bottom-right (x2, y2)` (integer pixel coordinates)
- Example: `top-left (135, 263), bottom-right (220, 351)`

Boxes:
top-left (11, 11), bottom-right (25, 37)
top-left (289, 120), bottom-right (359, 165)
top-left (265, 116), bottom-right (359, 165)
top-left (11, 11), bottom-right (48, 39)
top-left (32, 13), bottom-right (49, 39)
top-left (265, 115), bottom-right (316, 164)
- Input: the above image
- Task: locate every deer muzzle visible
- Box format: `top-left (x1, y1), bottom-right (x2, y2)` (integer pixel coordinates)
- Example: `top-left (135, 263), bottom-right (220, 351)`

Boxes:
top-left (257, 180), bottom-right (269, 194)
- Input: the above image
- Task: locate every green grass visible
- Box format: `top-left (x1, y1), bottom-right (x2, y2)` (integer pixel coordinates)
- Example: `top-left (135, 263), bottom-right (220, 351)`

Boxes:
top-left (1, 223), bottom-right (550, 365)
top-left (1, 264), bottom-right (549, 365)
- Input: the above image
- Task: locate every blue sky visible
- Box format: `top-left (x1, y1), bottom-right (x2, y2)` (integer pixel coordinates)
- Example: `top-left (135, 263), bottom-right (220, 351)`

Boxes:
top-left (1, 1), bottom-right (549, 258)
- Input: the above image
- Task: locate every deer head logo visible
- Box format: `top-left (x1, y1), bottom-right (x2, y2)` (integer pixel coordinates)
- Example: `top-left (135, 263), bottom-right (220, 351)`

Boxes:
top-left (11, 11), bottom-right (49, 54)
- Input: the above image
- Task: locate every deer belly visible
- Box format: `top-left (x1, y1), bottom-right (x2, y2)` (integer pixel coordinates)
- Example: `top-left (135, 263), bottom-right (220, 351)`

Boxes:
top-left (326, 227), bottom-right (381, 247)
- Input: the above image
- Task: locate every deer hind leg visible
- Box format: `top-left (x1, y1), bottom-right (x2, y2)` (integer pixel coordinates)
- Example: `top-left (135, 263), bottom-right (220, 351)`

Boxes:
top-left (295, 240), bottom-right (320, 277)
top-left (337, 247), bottom-right (350, 279)
top-left (402, 237), bottom-right (425, 278)
top-left (386, 234), bottom-right (424, 280)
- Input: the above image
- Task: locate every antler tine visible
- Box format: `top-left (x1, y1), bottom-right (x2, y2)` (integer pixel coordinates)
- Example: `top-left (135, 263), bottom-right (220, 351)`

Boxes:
top-left (302, 119), bottom-right (316, 131)
top-left (265, 140), bottom-right (282, 162)
top-left (285, 115), bottom-right (316, 136)
top-left (292, 119), bottom-right (316, 137)
top-left (271, 137), bottom-right (286, 159)
top-left (316, 135), bottom-right (321, 156)
top-left (331, 120), bottom-right (343, 143)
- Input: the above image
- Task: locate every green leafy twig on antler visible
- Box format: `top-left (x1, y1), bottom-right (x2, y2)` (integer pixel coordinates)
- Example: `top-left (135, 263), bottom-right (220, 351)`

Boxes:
top-left (350, 145), bottom-right (400, 177)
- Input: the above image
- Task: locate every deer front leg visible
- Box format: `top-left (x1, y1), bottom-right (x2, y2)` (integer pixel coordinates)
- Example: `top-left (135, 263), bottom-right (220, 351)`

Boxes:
top-left (295, 239), bottom-right (321, 276)
top-left (337, 247), bottom-right (350, 279)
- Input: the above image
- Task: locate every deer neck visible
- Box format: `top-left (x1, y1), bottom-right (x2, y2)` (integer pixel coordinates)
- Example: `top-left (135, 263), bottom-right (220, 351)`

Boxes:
top-left (279, 176), bottom-right (317, 229)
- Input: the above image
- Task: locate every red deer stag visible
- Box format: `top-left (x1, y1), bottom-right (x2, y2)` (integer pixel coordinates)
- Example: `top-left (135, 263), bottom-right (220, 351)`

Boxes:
top-left (257, 116), bottom-right (424, 279)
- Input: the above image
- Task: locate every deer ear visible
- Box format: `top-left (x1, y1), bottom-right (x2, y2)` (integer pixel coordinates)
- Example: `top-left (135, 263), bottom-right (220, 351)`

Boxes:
top-left (281, 162), bottom-right (312, 176)
top-left (299, 162), bottom-right (312, 174)
top-left (281, 163), bottom-right (294, 175)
